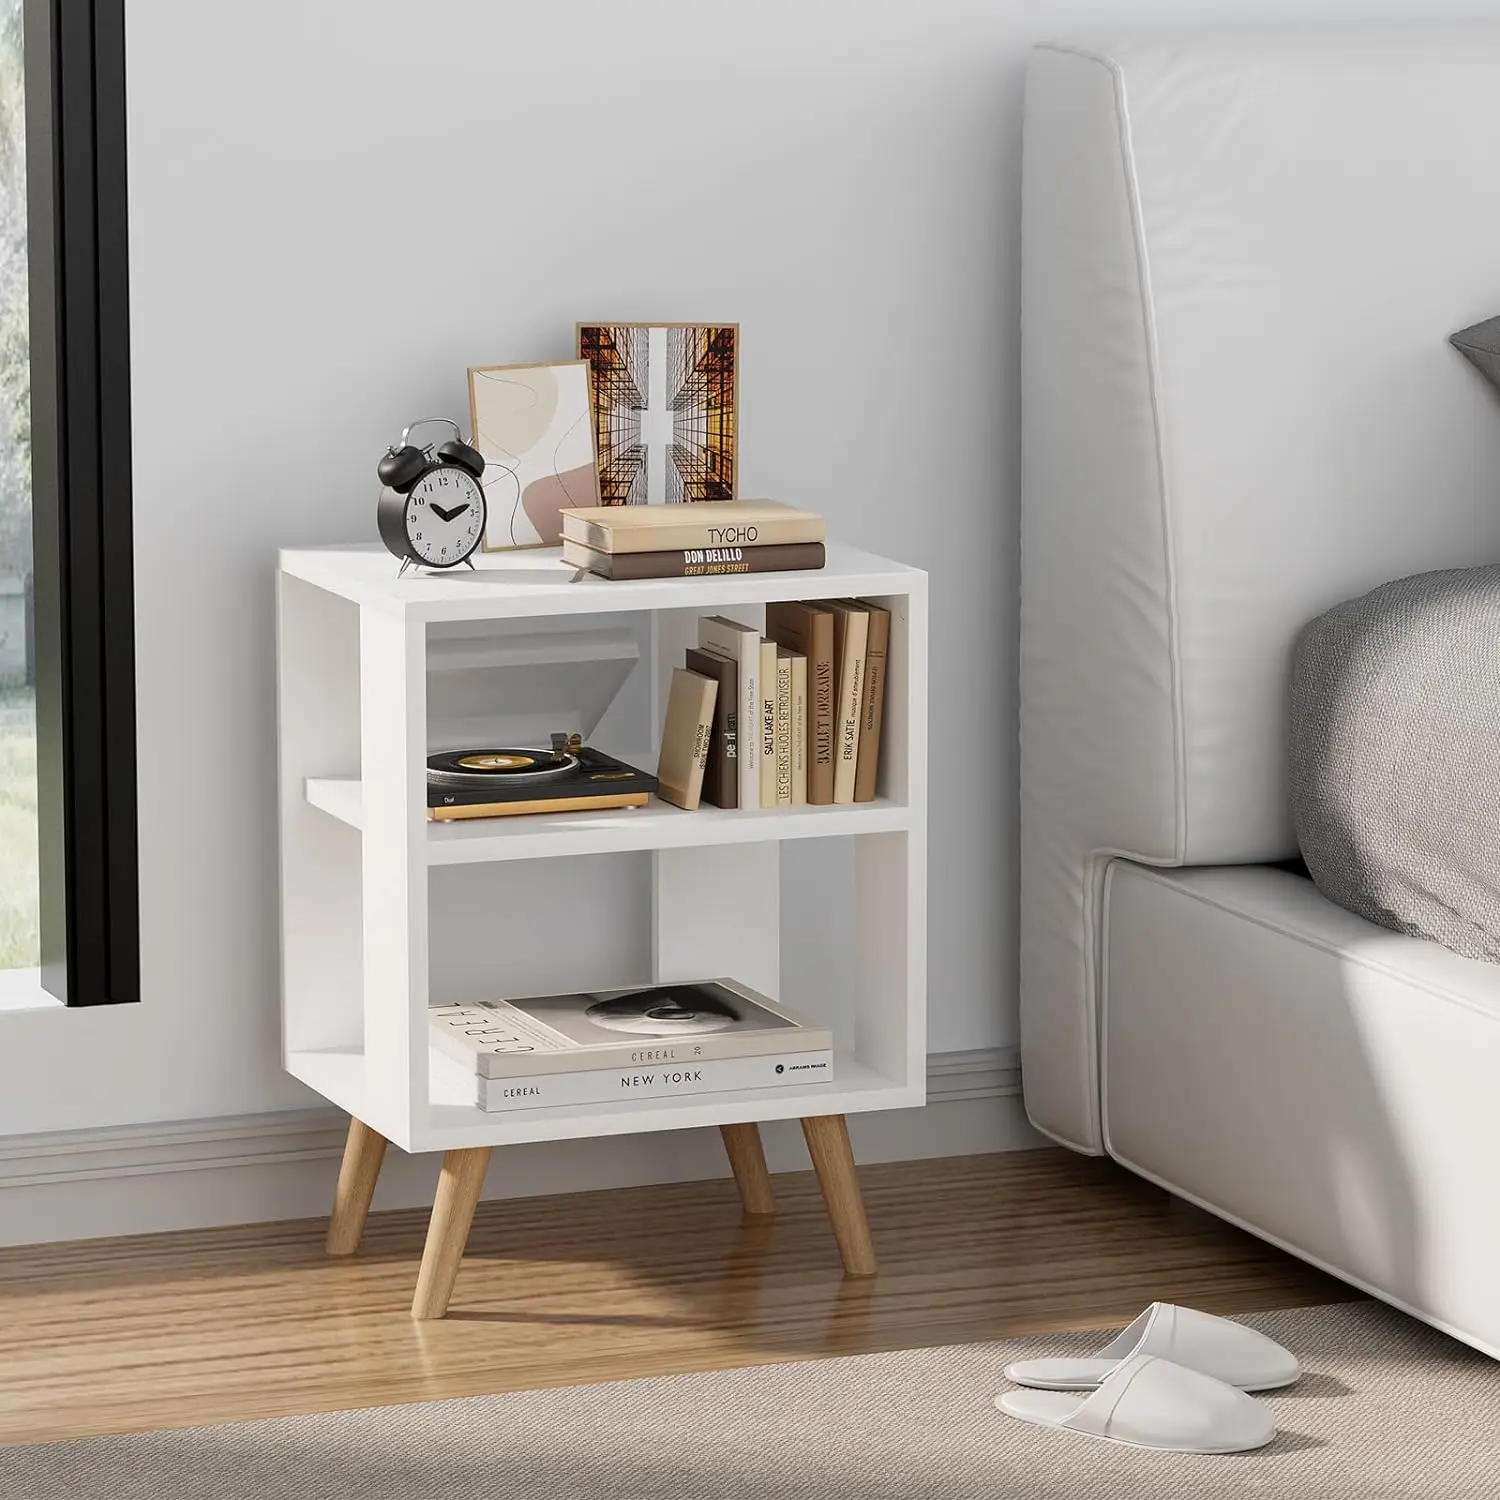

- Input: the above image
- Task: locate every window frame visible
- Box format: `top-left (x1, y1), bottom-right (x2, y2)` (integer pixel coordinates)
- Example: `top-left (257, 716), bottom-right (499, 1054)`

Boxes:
top-left (25, 0), bottom-right (137, 1006)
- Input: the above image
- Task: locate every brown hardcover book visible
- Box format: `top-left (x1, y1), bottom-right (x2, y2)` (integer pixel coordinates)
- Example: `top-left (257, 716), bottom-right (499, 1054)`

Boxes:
top-left (685, 647), bottom-right (739, 810)
top-left (561, 539), bottom-right (826, 579)
top-left (765, 602), bottom-right (835, 805)
top-left (657, 668), bottom-right (718, 811)
top-left (561, 501), bottom-right (826, 556)
top-left (819, 600), bottom-right (869, 804)
top-left (853, 602), bottom-right (890, 803)
top-left (790, 651), bottom-right (808, 805)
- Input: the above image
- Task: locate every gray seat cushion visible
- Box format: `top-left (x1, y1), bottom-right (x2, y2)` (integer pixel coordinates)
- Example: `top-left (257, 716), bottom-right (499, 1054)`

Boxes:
top-left (1290, 567), bottom-right (1500, 962)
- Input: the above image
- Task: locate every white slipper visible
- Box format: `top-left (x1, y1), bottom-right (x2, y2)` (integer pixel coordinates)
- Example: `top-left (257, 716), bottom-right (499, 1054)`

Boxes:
top-left (1003, 1302), bottom-right (1300, 1393)
top-left (995, 1353), bottom-right (1276, 1454)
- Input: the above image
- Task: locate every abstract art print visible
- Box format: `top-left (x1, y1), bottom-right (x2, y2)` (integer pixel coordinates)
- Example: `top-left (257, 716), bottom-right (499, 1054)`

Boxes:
top-left (577, 324), bottom-right (737, 506)
top-left (468, 360), bottom-right (601, 550)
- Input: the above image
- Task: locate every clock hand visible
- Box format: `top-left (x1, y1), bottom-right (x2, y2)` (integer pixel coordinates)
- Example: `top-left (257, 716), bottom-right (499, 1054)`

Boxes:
top-left (431, 502), bottom-right (459, 523)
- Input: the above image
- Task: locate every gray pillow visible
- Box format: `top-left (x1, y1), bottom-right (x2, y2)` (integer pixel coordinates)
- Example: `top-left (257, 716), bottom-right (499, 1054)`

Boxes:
top-left (1290, 567), bottom-right (1500, 962)
top-left (1452, 315), bottom-right (1500, 390)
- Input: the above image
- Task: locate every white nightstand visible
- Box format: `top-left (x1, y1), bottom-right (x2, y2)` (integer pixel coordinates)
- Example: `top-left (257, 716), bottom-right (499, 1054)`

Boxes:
top-left (277, 542), bottom-right (928, 1317)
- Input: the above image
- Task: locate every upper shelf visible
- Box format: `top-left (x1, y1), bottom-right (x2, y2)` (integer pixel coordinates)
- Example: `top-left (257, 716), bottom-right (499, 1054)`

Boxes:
top-left (278, 541), bottom-right (926, 623)
top-left (305, 776), bottom-right (912, 864)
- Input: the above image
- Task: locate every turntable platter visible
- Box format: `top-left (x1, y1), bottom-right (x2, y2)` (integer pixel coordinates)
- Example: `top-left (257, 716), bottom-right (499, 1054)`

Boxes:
top-left (427, 747), bottom-right (579, 789)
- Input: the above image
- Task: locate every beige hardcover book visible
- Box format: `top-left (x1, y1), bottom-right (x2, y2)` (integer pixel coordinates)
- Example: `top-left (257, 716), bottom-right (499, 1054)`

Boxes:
top-left (657, 668), bottom-right (718, 811)
top-left (790, 651), bottom-right (808, 805)
top-left (774, 647), bottom-right (794, 806)
top-left (561, 500), bottom-right (825, 556)
top-left (853, 602), bottom-right (891, 803)
top-left (766, 601), bottom-right (835, 805)
top-left (821, 601), bottom-right (869, 804)
top-left (758, 638), bottom-right (779, 807)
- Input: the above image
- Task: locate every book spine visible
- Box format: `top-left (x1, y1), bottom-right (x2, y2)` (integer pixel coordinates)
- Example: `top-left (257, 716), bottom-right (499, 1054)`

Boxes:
top-left (832, 607), bottom-right (869, 804)
top-left (697, 619), bottom-right (760, 811)
top-left (685, 647), bottom-right (738, 809)
top-left (575, 543), bottom-right (826, 579)
top-left (476, 1050), bottom-right (835, 1111)
top-left (758, 638), bottom-right (778, 808)
top-left (569, 517), bottom-right (826, 555)
top-left (791, 653), bottom-right (808, 805)
top-left (657, 668), bottom-right (716, 811)
top-left (430, 1024), bottom-right (493, 1075)
top-left (450, 1025), bottom-right (835, 1078)
top-left (429, 1008), bottom-right (832, 1078)
top-left (808, 612), bottom-right (835, 804)
top-left (853, 604), bottom-right (890, 803)
top-left (471, 1028), bottom-right (833, 1079)
top-left (774, 649), bottom-right (793, 806)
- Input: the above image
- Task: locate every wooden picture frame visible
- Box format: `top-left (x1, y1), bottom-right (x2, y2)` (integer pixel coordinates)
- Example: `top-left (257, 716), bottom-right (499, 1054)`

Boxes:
top-left (468, 359), bottom-right (602, 551)
top-left (576, 323), bottom-right (739, 506)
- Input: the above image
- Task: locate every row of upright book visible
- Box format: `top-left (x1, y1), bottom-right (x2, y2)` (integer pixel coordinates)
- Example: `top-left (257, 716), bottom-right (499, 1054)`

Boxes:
top-left (560, 500), bottom-right (826, 580)
top-left (657, 600), bottom-right (890, 811)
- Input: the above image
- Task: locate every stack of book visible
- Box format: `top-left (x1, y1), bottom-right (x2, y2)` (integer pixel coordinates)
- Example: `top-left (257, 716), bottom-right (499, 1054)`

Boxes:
top-left (654, 600), bottom-right (890, 810)
top-left (560, 500), bottom-right (826, 580)
top-left (429, 979), bottom-right (833, 1113)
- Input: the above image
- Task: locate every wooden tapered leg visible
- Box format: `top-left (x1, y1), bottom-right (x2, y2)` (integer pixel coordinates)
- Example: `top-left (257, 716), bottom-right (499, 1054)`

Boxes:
top-left (325, 1118), bottom-right (389, 1256)
top-left (719, 1122), bottom-right (776, 1216)
top-left (800, 1114), bottom-right (877, 1276)
top-left (411, 1147), bottom-right (493, 1320)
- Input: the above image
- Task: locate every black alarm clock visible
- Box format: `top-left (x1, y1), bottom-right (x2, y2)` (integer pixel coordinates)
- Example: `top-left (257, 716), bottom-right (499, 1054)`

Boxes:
top-left (376, 417), bottom-right (487, 572)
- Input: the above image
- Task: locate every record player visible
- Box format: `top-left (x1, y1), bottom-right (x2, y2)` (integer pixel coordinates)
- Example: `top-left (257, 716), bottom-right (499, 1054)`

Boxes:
top-left (427, 733), bottom-right (657, 820)
top-left (425, 622), bottom-right (658, 821)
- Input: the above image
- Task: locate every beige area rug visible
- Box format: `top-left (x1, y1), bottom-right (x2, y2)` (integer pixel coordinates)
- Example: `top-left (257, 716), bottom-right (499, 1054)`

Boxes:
top-left (4, 1301), bottom-right (1499, 1499)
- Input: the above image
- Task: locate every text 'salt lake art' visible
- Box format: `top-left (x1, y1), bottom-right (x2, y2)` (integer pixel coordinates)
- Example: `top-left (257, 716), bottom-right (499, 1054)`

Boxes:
top-left (578, 324), bottom-right (738, 507)
top-left (468, 360), bottom-right (602, 550)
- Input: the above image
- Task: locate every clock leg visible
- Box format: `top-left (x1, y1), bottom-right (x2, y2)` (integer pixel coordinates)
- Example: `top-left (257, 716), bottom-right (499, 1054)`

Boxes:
top-left (801, 1115), bottom-right (877, 1277)
top-left (411, 1146), bottom-right (493, 1320)
top-left (720, 1122), bottom-right (776, 1216)
top-left (325, 1117), bottom-right (389, 1257)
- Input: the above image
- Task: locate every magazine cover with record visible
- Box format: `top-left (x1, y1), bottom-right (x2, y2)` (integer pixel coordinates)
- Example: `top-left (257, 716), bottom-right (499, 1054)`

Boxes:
top-left (429, 978), bottom-right (831, 1079)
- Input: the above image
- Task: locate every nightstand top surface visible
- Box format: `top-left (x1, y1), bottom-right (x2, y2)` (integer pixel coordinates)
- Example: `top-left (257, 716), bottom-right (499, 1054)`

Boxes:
top-left (278, 541), bottom-right (926, 622)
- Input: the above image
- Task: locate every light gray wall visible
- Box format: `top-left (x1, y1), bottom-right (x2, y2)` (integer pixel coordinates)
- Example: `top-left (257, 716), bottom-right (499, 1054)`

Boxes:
top-left (0, 0), bottom-right (1487, 1138)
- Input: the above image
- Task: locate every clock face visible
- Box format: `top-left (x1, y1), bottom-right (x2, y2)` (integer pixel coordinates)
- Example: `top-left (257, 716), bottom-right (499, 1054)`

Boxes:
top-left (405, 467), bottom-right (485, 567)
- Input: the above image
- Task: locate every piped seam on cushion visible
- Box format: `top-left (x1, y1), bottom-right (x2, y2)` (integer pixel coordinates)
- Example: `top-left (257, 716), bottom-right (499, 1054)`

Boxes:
top-left (1035, 41), bottom-right (1189, 1149)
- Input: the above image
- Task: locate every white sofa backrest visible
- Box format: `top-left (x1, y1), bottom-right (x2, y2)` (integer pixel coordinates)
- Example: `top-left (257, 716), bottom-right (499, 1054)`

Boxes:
top-left (1020, 30), bottom-right (1500, 1151)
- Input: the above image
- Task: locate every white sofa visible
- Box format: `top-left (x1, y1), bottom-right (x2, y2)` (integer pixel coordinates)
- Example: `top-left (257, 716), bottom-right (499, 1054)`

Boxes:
top-left (1020, 29), bottom-right (1500, 1358)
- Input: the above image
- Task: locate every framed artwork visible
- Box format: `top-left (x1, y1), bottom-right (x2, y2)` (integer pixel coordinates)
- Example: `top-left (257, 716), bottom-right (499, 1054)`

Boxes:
top-left (468, 360), bottom-right (602, 550)
top-left (577, 323), bottom-right (738, 506)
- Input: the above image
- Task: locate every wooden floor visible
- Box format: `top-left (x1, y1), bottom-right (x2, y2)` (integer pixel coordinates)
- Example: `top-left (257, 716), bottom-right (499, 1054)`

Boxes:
top-left (0, 1148), bottom-right (1357, 1446)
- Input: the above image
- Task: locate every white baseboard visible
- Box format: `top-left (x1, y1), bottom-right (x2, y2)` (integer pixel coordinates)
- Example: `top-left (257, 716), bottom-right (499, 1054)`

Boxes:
top-left (0, 1047), bottom-right (1036, 1248)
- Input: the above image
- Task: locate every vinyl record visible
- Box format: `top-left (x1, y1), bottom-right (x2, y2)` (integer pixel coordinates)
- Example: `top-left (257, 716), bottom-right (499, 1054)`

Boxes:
top-left (427, 747), bottom-right (579, 789)
top-left (585, 985), bottom-right (741, 1036)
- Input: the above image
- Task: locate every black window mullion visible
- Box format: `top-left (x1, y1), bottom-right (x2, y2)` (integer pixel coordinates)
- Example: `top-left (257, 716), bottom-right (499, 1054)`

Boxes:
top-left (26, 0), bottom-right (136, 1006)
top-left (90, 0), bottom-right (136, 1001)
top-left (56, 0), bottom-right (106, 1004)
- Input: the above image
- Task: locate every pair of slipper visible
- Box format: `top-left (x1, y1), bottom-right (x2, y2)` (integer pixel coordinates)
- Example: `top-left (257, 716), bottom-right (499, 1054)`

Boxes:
top-left (995, 1303), bottom-right (1302, 1455)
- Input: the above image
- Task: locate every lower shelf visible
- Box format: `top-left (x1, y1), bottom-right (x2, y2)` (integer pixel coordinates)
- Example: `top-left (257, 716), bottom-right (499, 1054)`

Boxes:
top-left (286, 1044), bottom-right (922, 1153)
